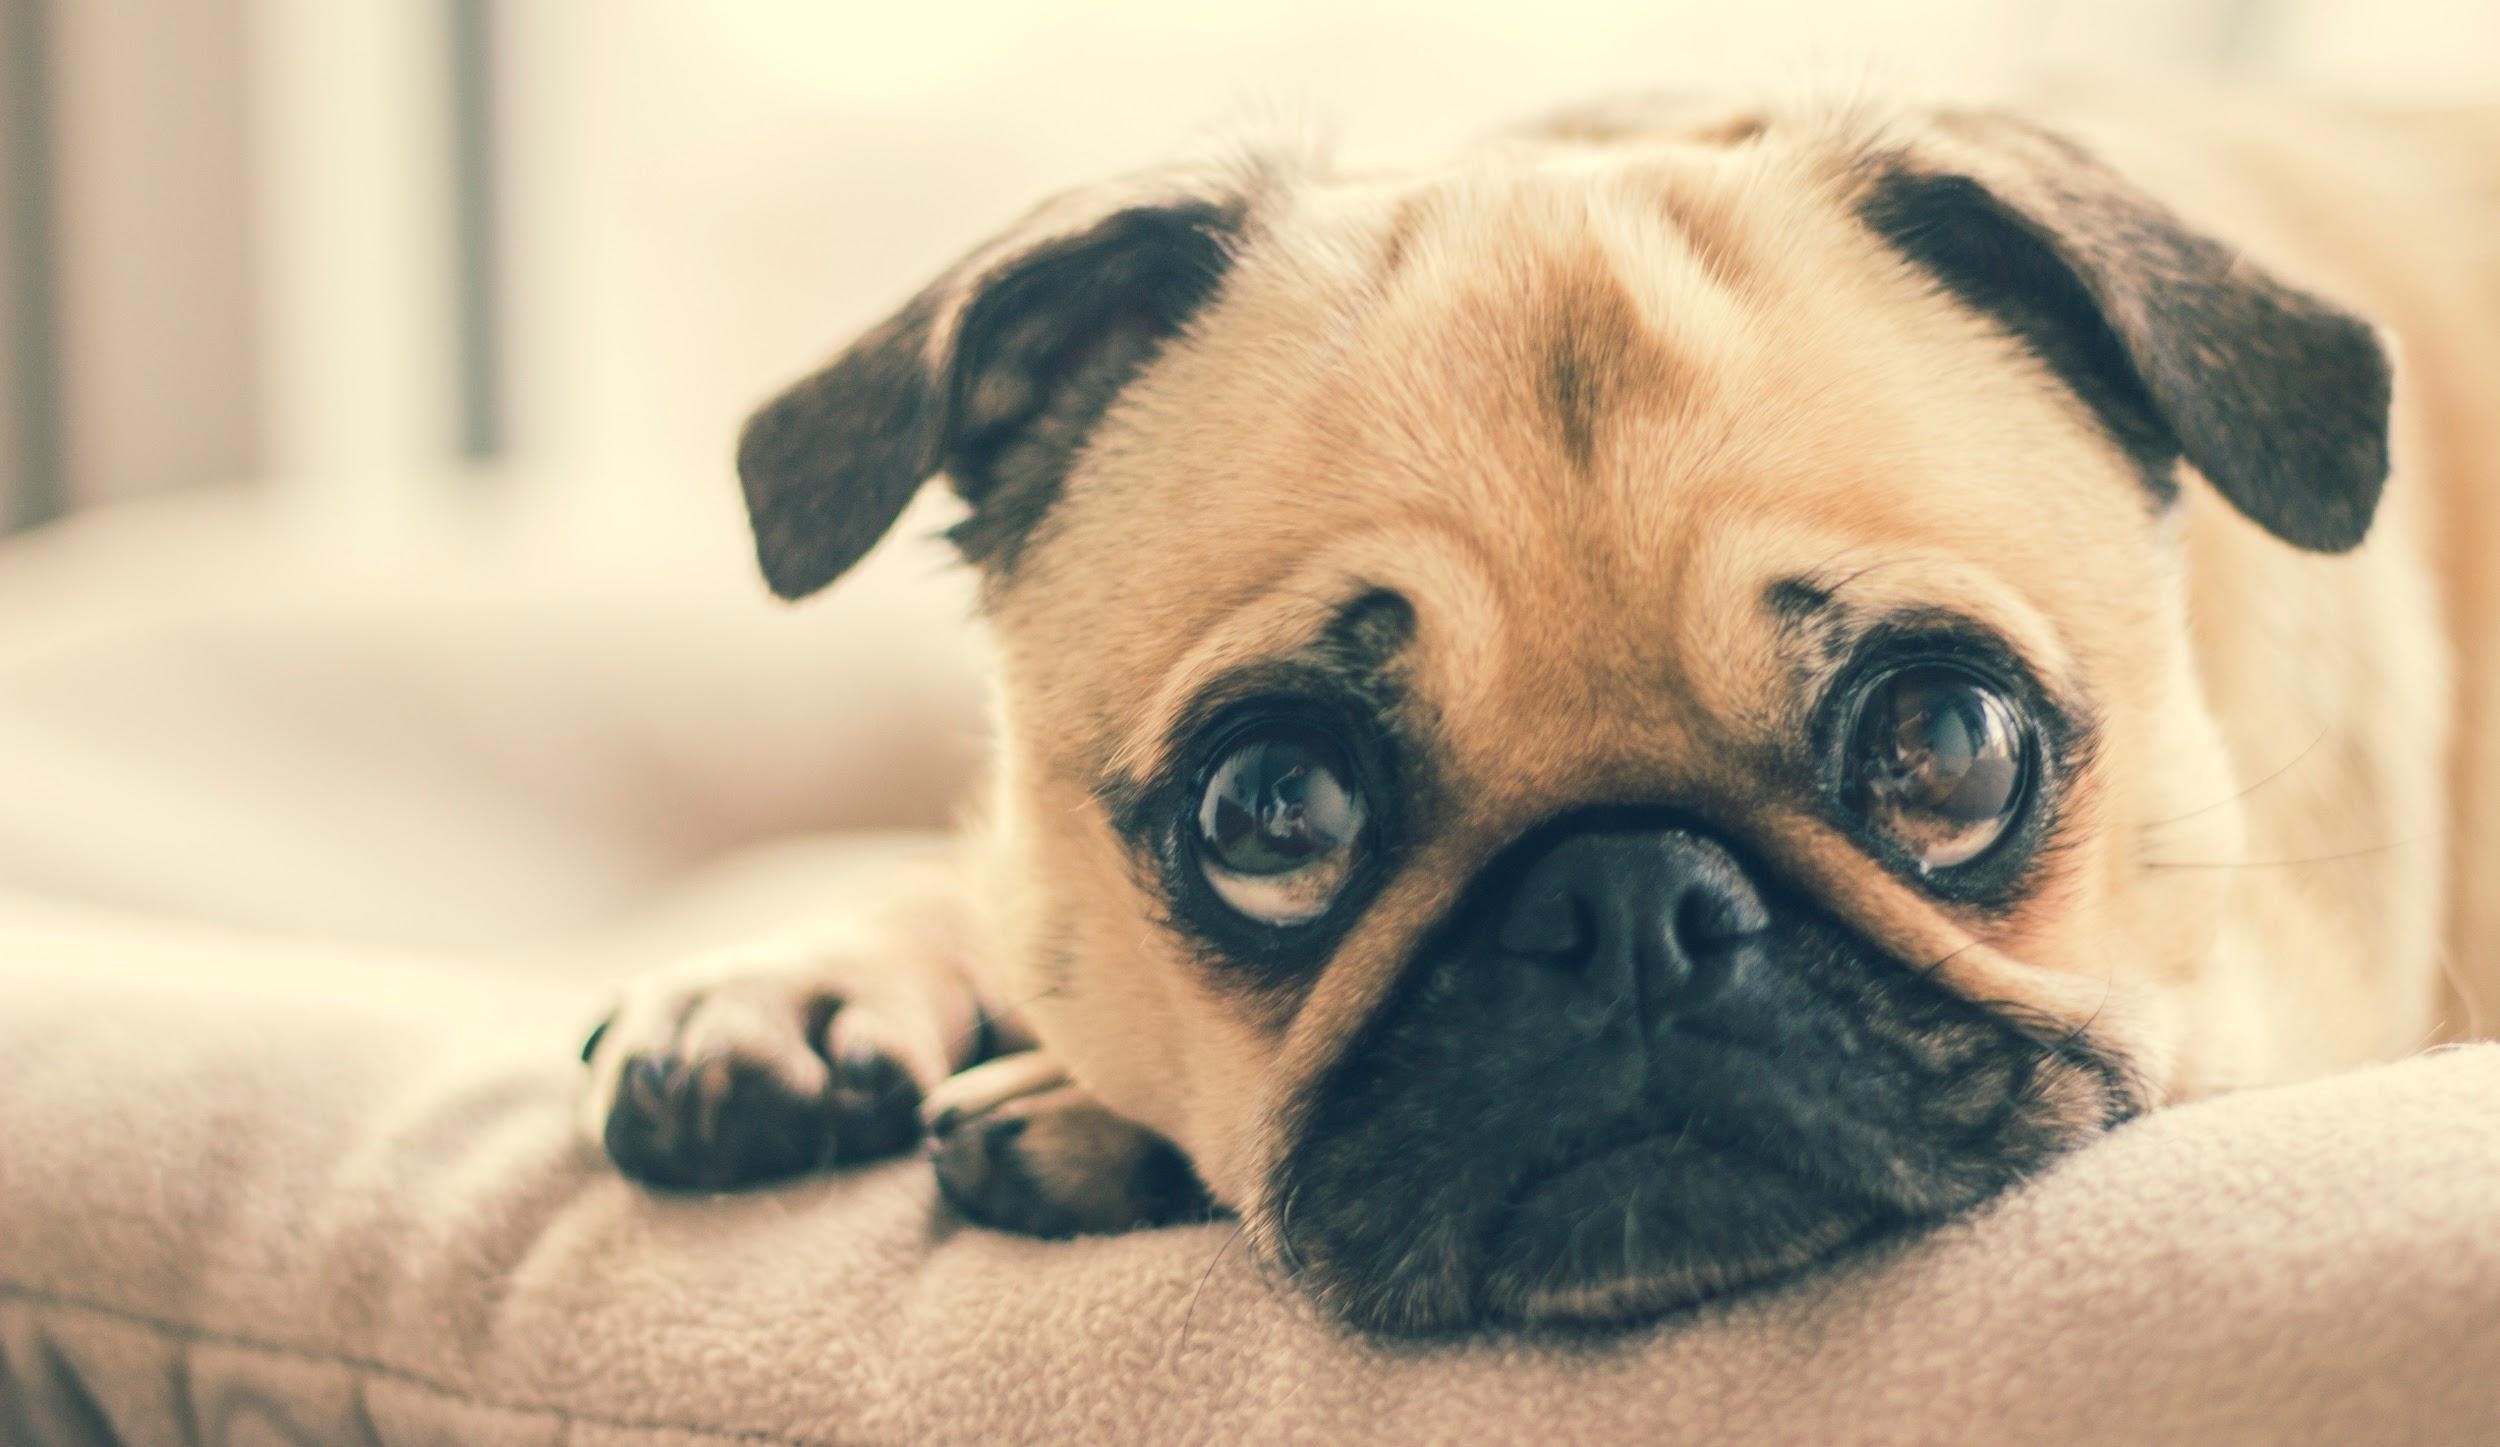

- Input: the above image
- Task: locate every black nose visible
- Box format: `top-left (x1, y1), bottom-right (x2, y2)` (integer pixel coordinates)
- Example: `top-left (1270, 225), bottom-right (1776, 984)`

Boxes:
top-left (1492, 826), bottom-right (1768, 1012)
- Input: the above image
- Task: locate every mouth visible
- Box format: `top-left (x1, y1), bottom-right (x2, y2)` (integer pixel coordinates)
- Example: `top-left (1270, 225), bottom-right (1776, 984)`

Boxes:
top-left (1277, 1024), bottom-right (2125, 1336)
top-left (1265, 824), bottom-right (2138, 1336)
top-left (1478, 1126), bottom-right (1891, 1327)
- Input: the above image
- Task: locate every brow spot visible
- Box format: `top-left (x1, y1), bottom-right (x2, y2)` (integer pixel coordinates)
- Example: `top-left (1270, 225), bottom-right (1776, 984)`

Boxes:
top-left (1765, 576), bottom-right (1835, 622)
top-left (1538, 264), bottom-right (1675, 472)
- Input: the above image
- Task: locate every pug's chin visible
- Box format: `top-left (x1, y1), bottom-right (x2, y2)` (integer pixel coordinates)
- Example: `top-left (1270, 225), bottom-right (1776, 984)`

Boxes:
top-left (1479, 1135), bottom-right (1883, 1329)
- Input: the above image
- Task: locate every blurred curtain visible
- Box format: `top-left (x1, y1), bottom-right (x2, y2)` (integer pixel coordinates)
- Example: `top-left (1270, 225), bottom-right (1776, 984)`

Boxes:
top-left (1, 0), bottom-right (61, 533)
top-left (2, 0), bottom-right (266, 534)
top-left (0, 0), bottom-right (505, 538)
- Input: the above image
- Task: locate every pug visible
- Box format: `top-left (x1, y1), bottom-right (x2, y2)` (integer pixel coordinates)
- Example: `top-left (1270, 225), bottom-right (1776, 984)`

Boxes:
top-left (579, 91), bottom-right (2500, 1333)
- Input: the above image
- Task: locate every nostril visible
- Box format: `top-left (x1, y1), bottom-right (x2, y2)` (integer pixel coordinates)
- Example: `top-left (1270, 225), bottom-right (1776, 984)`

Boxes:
top-left (1672, 888), bottom-right (1759, 957)
top-left (1667, 882), bottom-right (1767, 1007)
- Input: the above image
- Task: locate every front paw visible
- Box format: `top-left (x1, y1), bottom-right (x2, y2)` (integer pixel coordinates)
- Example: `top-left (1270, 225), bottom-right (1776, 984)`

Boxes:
top-left (580, 950), bottom-right (931, 1191)
top-left (926, 1057), bottom-right (1212, 1237)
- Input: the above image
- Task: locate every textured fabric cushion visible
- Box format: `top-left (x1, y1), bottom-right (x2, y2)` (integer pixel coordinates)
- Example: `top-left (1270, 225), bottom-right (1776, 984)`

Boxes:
top-left (4, 904), bottom-right (2497, 1445)
top-left (2, 493), bottom-right (2497, 1444)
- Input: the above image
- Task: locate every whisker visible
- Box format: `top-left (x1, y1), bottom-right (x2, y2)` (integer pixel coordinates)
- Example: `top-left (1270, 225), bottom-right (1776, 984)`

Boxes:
top-left (2138, 839), bottom-right (2416, 871)
top-left (1266, 1180), bottom-right (1310, 1279)
top-left (2431, 948), bottom-right (2490, 1045)
top-left (2047, 960), bottom-right (2116, 1062)
top-left (1179, 1218), bottom-right (1252, 1353)
top-left (2140, 724), bottom-right (2333, 833)
top-left (1912, 939), bottom-right (1981, 982)
top-left (1822, 557), bottom-right (1900, 596)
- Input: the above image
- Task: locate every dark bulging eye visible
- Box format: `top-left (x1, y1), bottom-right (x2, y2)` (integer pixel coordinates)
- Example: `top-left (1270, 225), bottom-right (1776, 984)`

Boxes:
top-left (1195, 726), bottom-right (1368, 924)
top-left (1847, 665), bottom-right (2029, 871)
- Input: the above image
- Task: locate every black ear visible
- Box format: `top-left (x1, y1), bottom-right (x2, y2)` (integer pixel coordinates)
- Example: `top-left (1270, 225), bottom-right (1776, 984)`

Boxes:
top-left (737, 176), bottom-right (1248, 599)
top-left (1856, 113), bottom-right (2392, 553)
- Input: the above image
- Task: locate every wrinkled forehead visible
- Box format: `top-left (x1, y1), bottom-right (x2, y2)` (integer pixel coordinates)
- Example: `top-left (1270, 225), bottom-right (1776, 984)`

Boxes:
top-left (991, 136), bottom-right (2157, 774)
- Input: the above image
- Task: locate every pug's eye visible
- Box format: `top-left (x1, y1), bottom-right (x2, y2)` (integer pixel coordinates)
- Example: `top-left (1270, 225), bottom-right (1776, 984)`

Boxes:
top-left (1846, 665), bottom-right (2029, 871)
top-left (1194, 726), bottom-right (1369, 925)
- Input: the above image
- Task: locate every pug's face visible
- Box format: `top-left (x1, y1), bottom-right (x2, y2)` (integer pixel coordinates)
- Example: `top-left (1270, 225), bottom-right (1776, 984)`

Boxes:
top-left (740, 100), bottom-right (2389, 1331)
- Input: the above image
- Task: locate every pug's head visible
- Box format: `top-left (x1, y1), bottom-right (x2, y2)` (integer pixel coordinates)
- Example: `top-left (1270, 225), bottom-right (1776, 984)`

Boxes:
top-left (738, 98), bottom-right (2391, 1332)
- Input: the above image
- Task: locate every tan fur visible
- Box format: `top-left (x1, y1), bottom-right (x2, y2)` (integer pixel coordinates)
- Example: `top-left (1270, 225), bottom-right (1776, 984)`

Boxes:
top-left (959, 95), bottom-right (2495, 1220)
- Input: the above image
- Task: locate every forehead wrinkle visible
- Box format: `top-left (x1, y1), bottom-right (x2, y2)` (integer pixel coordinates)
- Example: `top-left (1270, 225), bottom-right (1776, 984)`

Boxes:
top-left (1619, 148), bottom-right (1784, 304)
top-left (1344, 164), bottom-right (1769, 495)
top-left (1743, 797), bottom-right (2122, 1023)
top-left (1527, 174), bottom-right (1779, 478)
top-left (1531, 230), bottom-right (1698, 474)
top-left (1309, 298), bottom-right (1715, 617)
top-left (1104, 520), bottom-right (1504, 785)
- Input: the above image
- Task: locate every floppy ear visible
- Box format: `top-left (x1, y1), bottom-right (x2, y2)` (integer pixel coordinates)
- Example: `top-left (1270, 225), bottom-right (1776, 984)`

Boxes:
top-left (1856, 111), bottom-right (2393, 553)
top-left (736, 169), bottom-right (1251, 599)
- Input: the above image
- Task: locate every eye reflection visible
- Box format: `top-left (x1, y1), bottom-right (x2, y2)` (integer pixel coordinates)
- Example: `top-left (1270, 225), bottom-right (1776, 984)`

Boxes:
top-left (1194, 727), bottom-right (1368, 925)
top-left (1848, 665), bottom-right (2028, 871)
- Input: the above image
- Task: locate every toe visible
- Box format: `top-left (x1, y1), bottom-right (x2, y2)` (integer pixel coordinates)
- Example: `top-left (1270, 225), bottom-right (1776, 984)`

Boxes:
top-left (829, 1047), bottom-right (923, 1159)
top-left (601, 1049), bottom-right (832, 1190)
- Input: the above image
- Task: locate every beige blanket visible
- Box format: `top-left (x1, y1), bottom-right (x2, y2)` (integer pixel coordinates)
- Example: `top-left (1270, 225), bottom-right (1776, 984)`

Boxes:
top-left (3, 888), bottom-right (2497, 1446)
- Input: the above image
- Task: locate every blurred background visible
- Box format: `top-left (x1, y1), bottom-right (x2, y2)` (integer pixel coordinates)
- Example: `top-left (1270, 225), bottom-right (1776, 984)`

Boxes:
top-left (6, 0), bottom-right (2500, 552)
top-left (0, 0), bottom-right (2494, 955)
